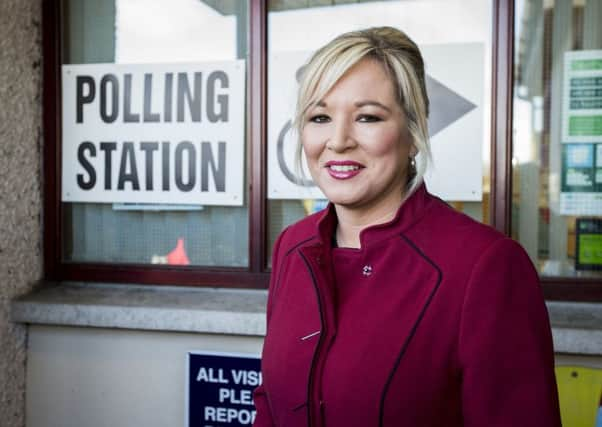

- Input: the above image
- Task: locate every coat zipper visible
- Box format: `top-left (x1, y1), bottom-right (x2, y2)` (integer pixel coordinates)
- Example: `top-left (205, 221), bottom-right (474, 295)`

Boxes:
top-left (299, 250), bottom-right (327, 427)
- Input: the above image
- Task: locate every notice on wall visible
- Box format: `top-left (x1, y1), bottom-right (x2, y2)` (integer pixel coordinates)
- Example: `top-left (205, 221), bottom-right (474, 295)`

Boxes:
top-left (560, 50), bottom-right (602, 215)
top-left (61, 61), bottom-right (245, 205)
top-left (267, 43), bottom-right (485, 201)
top-left (575, 218), bottom-right (602, 270)
top-left (187, 352), bottom-right (261, 427)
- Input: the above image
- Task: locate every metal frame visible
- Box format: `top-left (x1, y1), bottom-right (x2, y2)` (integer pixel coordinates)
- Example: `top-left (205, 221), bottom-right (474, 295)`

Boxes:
top-left (491, 0), bottom-right (513, 236)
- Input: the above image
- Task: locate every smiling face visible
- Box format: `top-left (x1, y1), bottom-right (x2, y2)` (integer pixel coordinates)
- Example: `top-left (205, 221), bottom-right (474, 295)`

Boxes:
top-left (302, 58), bottom-right (414, 216)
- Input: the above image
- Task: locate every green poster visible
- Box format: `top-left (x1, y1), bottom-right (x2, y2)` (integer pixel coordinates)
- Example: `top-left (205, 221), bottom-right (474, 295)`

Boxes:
top-left (576, 219), bottom-right (602, 270)
top-left (563, 51), bottom-right (602, 140)
top-left (561, 50), bottom-right (602, 215)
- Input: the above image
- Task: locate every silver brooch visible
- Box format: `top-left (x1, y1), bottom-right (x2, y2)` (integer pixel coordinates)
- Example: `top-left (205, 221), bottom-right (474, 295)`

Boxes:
top-left (362, 265), bottom-right (373, 277)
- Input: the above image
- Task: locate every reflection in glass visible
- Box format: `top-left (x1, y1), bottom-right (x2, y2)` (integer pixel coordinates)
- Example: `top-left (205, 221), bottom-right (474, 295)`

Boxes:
top-left (513, 0), bottom-right (602, 277)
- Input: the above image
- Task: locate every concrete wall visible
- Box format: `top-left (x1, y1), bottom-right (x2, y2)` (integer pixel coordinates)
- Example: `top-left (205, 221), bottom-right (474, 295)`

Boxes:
top-left (26, 326), bottom-right (263, 427)
top-left (23, 325), bottom-right (602, 427)
top-left (0, 0), bottom-right (43, 426)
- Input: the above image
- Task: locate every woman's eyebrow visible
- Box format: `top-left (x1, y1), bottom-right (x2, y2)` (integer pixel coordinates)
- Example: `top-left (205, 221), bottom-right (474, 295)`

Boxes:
top-left (355, 100), bottom-right (392, 112)
top-left (313, 100), bottom-right (392, 112)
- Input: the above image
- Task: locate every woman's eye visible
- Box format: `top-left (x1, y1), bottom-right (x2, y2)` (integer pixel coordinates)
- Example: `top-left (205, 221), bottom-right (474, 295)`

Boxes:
top-left (309, 115), bottom-right (330, 123)
top-left (357, 114), bottom-right (382, 122)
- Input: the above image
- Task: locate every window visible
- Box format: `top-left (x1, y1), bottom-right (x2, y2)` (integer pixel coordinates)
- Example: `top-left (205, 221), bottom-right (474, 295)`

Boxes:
top-left (42, 0), bottom-right (602, 299)
top-left (60, 0), bottom-right (249, 268)
top-left (512, 0), bottom-right (602, 300)
top-left (45, 0), bottom-right (262, 286)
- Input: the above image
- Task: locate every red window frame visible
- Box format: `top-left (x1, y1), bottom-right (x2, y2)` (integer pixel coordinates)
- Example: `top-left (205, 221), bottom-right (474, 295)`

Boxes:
top-left (42, 0), bottom-right (602, 301)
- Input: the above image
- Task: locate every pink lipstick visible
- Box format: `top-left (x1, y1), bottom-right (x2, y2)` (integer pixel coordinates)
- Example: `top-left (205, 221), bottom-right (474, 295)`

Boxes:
top-left (325, 160), bottom-right (364, 180)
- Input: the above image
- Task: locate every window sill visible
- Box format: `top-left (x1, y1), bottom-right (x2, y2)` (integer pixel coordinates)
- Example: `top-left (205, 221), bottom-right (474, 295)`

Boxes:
top-left (10, 282), bottom-right (602, 355)
top-left (10, 281), bottom-right (268, 336)
top-left (546, 301), bottom-right (602, 355)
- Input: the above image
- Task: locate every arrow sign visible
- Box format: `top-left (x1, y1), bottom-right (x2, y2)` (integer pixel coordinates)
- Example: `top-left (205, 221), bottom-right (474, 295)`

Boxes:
top-left (272, 73), bottom-right (478, 188)
top-left (426, 74), bottom-right (477, 137)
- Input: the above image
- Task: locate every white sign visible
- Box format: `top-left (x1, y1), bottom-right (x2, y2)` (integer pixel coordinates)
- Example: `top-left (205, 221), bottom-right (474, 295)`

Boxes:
top-left (560, 50), bottom-right (602, 215)
top-left (62, 61), bottom-right (245, 205)
top-left (423, 43), bottom-right (484, 201)
top-left (561, 50), bottom-right (602, 144)
top-left (267, 51), bottom-right (321, 200)
top-left (267, 44), bottom-right (485, 201)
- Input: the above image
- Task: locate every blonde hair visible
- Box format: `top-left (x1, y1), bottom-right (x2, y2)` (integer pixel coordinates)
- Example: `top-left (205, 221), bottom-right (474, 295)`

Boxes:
top-left (294, 26), bottom-right (432, 197)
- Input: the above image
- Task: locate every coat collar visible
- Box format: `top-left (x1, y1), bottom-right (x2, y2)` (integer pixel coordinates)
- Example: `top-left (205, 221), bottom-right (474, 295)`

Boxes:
top-left (314, 182), bottom-right (434, 248)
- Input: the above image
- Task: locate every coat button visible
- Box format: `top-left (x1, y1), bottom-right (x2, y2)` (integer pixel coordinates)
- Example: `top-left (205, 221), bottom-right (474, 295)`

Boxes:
top-left (362, 265), bottom-right (373, 277)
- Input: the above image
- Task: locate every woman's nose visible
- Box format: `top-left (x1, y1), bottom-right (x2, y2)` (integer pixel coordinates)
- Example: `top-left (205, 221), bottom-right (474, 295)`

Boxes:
top-left (326, 119), bottom-right (356, 152)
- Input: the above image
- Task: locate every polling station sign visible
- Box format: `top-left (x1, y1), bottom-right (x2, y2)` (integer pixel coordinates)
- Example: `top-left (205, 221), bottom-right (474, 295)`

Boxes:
top-left (187, 352), bottom-right (261, 427)
top-left (61, 61), bottom-right (245, 205)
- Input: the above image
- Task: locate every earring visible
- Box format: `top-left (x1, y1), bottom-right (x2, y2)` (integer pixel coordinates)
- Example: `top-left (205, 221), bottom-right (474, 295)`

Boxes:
top-left (409, 156), bottom-right (417, 177)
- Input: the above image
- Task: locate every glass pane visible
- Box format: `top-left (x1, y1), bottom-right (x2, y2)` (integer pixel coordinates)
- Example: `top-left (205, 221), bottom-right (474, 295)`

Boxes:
top-left (61, 0), bottom-right (249, 267)
top-left (513, 0), bottom-right (602, 277)
top-left (267, 0), bottom-right (493, 264)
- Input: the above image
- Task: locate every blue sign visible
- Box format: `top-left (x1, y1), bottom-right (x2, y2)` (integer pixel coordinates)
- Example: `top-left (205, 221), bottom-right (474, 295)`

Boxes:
top-left (188, 352), bottom-right (261, 427)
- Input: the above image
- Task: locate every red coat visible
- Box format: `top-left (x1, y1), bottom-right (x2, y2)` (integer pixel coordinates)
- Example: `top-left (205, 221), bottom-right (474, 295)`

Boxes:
top-left (254, 184), bottom-right (560, 427)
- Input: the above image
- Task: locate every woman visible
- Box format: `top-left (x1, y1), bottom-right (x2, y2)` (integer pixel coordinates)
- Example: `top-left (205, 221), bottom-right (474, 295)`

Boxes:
top-left (254, 27), bottom-right (560, 427)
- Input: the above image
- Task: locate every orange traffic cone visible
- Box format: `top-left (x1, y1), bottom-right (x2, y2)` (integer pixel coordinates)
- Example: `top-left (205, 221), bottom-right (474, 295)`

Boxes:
top-left (167, 238), bottom-right (190, 265)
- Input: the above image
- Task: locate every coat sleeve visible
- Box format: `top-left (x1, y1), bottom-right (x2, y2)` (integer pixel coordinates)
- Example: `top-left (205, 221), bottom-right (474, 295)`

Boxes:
top-left (458, 237), bottom-right (561, 427)
top-left (253, 385), bottom-right (274, 427)
top-left (253, 227), bottom-right (288, 427)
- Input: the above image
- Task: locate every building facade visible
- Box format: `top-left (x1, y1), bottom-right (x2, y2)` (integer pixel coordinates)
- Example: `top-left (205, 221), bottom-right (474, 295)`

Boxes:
top-left (1, 1), bottom-right (602, 426)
